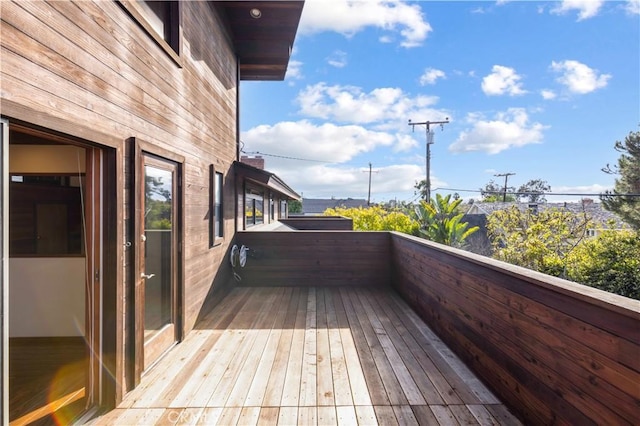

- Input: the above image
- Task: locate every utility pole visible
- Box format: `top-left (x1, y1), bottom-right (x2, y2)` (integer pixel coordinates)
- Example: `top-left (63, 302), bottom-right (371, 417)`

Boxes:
top-left (363, 162), bottom-right (379, 205)
top-left (494, 172), bottom-right (516, 202)
top-left (408, 118), bottom-right (449, 202)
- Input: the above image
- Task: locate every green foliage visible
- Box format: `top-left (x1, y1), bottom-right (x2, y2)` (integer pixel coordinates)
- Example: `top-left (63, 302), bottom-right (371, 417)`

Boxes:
top-left (601, 131), bottom-right (640, 230)
top-left (145, 176), bottom-right (172, 230)
top-left (481, 179), bottom-right (516, 202)
top-left (289, 199), bottom-right (302, 214)
top-left (323, 205), bottom-right (419, 234)
top-left (565, 230), bottom-right (640, 300)
top-left (517, 179), bottom-right (551, 203)
top-left (487, 206), bottom-right (591, 275)
top-left (414, 194), bottom-right (479, 247)
top-left (414, 179), bottom-right (428, 200)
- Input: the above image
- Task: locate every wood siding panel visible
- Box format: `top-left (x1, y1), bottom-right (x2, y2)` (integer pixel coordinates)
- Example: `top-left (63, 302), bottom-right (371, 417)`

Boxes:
top-left (280, 217), bottom-right (354, 230)
top-left (1, 0), bottom-right (242, 403)
top-left (235, 231), bottom-right (391, 287)
top-left (390, 232), bottom-right (640, 425)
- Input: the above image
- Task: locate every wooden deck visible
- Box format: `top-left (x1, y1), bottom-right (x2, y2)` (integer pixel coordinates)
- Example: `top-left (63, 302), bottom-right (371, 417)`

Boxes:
top-left (89, 286), bottom-right (521, 425)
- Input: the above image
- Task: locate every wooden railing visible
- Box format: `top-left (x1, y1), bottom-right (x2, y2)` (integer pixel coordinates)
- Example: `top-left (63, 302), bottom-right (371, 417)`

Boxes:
top-left (235, 231), bottom-right (388, 287)
top-left (280, 216), bottom-right (353, 230)
top-left (390, 232), bottom-right (640, 425)
top-left (234, 231), bottom-right (640, 424)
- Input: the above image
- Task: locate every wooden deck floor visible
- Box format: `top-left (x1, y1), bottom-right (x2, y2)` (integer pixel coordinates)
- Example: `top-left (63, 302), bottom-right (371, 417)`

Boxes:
top-left (90, 286), bottom-right (522, 425)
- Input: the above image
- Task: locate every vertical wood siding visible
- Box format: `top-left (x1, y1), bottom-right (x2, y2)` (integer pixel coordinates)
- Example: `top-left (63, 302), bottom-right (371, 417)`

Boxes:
top-left (390, 232), bottom-right (640, 425)
top-left (1, 0), bottom-right (239, 399)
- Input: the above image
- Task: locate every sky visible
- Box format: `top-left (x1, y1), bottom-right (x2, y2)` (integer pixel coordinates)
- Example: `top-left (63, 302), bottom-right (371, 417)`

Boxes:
top-left (240, 0), bottom-right (640, 204)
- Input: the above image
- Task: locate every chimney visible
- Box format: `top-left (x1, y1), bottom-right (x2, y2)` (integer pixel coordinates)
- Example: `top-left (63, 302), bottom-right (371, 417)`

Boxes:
top-left (240, 155), bottom-right (265, 170)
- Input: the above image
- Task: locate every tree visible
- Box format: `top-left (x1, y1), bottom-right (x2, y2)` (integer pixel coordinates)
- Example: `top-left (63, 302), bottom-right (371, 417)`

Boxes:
top-left (414, 193), bottom-right (479, 247)
top-left (480, 179), bottom-right (516, 202)
top-left (323, 206), bottom-right (419, 235)
top-left (289, 199), bottom-right (302, 214)
top-left (565, 229), bottom-right (640, 300)
top-left (487, 205), bottom-right (591, 276)
top-left (414, 179), bottom-right (428, 200)
top-left (517, 179), bottom-right (551, 203)
top-left (601, 131), bottom-right (640, 230)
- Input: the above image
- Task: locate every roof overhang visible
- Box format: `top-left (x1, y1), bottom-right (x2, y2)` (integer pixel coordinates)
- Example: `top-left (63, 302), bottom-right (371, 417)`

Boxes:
top-left (215, 1), bottom-right (305, 81)
top-left (235, 161), bottom-right (301, 200)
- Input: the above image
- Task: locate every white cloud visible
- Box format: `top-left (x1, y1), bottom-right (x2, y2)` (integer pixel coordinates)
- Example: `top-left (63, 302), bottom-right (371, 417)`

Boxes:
top-left (625, 0), bottom-right (640, 14)
top-left (296, 83), bottom-right (448, 129)
top-left (541, 89), bottom-right (557, 100)
top-left (285, 60), bottom-right (303, 81)
top-left (551, 0), bottom-right (604, 20)
top-left (419, 68), bottom-right (446, 86)
top-left (449, 108), bottom-right (548, 154)
top-left (481, 65), bottom-right (527, 96)
top-left (241, 121), bottom-right (430, 200)
top-left (327, 50), bottom-right (348, 68)
top-left (299, 0), bottom-right (432, 48)
top-left (550, 60), bottom-right (611, 94)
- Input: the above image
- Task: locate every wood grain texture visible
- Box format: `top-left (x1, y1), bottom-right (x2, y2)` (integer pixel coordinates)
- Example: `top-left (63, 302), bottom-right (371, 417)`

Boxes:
top-left (2, 0), bottom-right (242, 405)
top-left (88, 286), bottom-right (518, 425)
top-left (390, 232), bottom-right (640, 426)
top-left (235, 231), bottom-right (391, 287)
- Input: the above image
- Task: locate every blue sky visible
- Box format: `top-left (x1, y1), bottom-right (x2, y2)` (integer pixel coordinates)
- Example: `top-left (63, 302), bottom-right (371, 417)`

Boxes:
top-left (240, 0), bottom-right (640, 203)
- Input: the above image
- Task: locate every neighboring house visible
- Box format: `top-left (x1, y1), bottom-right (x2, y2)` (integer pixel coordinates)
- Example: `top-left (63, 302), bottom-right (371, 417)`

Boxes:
top-left (235, 161), bottom-right (300, 231)
top-left (0, 1), bottom-right (303, 422)
top-left (300, 197), bottom-right (369, 216)
top-left (463, 200), bottom-right (629, 255)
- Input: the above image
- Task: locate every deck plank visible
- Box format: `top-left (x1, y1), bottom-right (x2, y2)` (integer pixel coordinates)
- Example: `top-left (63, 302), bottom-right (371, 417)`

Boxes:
top-left (280, 287), bottom-right (308, 406)
top-left (88, 286), bottom-right (522, 426)
top-left (316, 288), bottom-right (335, 406)
top-left (344, 287), bottom-right (407, 405)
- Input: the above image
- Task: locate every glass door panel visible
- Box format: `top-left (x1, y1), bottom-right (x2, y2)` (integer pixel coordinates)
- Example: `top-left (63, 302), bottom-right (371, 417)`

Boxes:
top-left (141, 157), bottom-right (177, 370)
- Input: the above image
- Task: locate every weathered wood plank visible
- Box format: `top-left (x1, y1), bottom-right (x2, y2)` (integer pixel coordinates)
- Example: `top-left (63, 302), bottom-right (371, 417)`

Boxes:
top-left (280, 287), bottom-right (308, 406)
top-left (336, 288), bottom-right (389, 406)
top-left (315, 288), bottom-right (334, 406)
top-left (323, 289), bottom-right (353, 406)
top-left (299, 287), bottom-right (317, 407)
top-left (344, 287), bottom-right (407, 405)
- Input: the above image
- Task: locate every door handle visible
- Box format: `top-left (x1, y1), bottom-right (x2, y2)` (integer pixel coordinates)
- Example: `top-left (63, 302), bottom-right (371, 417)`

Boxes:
top-left (141, 273), bottom-right (155, 280)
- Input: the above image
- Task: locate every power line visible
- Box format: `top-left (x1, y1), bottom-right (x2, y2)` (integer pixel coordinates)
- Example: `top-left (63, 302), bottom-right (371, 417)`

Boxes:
top-left (432, 187), bottom-right (640, 197)
top-left (241, 150), bottom-right (333, 163)
top-left (494, 172), bottom-right (516, 202)
top-left (408, 118), bottom-right (450, 201)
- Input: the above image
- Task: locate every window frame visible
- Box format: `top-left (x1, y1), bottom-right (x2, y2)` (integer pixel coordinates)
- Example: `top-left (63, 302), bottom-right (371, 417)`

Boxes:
top-left (118, 0), bottom-right (182, 66)
top-left (209, 165), bottom-right (224, 247)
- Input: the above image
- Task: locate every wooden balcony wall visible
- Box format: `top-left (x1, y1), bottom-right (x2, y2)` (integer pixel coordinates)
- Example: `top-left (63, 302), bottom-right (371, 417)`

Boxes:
top-left (235, 231), bottom-right (389, 287)
top-left (235, 231), bottom-right (639, 424)
top-left (2, 0), bottom-right (240, 400)
top-left (390, 232), bottom-right (640, 425)
top-left (280, 216), bottom-right (353, 231)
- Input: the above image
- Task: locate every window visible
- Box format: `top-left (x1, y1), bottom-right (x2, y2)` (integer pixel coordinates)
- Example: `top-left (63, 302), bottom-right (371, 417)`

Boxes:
top-left (245, 187), bottom-right (264, 227)
top-left (209, 166), bottom-right (223, 246)
top-left (270, 196), bottom-right (275, 222)
top-left (10, 174), bottom-right (85, 256)
top-left (214, 171), bottom-right (223, 239)
top-left (120, 1), bottom-right (181, 61)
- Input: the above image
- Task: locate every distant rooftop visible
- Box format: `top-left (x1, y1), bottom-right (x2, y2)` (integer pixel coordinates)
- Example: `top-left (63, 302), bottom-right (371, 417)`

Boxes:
top-left (300, 198), bottom-right (369, 215)
top-left (466, 201), bottom-right (628, 228)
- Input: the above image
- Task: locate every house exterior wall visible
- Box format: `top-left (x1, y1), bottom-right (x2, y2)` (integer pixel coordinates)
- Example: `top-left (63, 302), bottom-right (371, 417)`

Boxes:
top-left (1, 0), bottom-right (239, 403)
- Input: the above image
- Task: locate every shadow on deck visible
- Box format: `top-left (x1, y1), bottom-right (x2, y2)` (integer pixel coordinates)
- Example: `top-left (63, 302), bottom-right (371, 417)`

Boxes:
top-left (92, 229), bottom-right (639, 425)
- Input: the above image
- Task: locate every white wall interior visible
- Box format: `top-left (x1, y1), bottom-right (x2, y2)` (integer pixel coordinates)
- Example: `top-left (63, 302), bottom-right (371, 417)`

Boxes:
top-left (9, 258), bottom-right (85, 337)
top-left (9, 143), bottom-right (87, 338)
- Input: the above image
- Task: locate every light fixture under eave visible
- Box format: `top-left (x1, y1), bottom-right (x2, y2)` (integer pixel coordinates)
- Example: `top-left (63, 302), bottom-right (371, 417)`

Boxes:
top-left (249, 8), bottom-right (262, 19)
